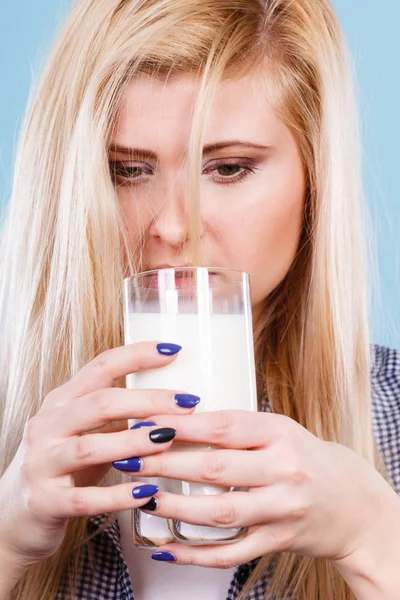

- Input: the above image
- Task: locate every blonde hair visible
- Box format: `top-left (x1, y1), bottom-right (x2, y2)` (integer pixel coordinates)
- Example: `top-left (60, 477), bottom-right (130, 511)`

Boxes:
top-left (0, 0), bottom-right (389, 598)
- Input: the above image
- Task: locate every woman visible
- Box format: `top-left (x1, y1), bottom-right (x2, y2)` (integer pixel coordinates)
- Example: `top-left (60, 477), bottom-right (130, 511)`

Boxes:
top-left (0, 0), bottom-right (399, 598)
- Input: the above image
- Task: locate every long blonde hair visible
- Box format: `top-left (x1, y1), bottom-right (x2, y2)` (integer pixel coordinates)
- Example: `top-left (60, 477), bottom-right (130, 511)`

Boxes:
top-left (0, 0), bottom-right (388, 598)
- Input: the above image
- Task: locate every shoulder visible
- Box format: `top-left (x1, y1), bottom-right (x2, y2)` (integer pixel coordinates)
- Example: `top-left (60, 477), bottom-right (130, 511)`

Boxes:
top-left (58, 515), bottom-right (132, 599)
top-left (370, 343), bottom-right (400, 405)
top-left (370, 344), bottom-right (400, 493)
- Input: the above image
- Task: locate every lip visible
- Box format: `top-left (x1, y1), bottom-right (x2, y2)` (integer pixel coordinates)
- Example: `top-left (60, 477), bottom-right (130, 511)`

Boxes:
top-left (150, 264), bottom-right (197, 270)
top-left (147, 265), bottom-right (225, 275)
top-left (145, 269), bottom-right (219, 289)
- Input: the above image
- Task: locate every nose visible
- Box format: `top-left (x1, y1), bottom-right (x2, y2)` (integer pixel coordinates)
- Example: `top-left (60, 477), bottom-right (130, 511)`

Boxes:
top-left (149, 181), bottom-right (205, 249)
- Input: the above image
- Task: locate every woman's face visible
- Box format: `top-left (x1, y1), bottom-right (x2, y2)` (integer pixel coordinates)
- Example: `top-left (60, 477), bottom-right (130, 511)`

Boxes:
top-left (109, 71), bottom-right (306, 318)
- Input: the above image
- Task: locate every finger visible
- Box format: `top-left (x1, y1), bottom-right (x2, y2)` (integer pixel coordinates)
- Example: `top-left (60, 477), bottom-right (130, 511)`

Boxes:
top-left (49, 341), bottom-right (182, 401)
top-left (153, 527), bottom-right (275, 568)
top-left (146, 410), bottom-right (292, 449)
top-left (53, 388), bottom-right (198, 437)
top-left (53, 482), bottom-right (161, 518)
top-left (146, 487), bottom-right (294, 529)
top-left (138, 448), bottom-right (284, 487)
top-left (50, 426), bottom-right (177, 475)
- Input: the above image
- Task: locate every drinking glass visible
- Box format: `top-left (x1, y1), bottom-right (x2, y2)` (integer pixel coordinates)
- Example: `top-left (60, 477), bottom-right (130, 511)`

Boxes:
top-left (123, 267), bottom-right (257, 546)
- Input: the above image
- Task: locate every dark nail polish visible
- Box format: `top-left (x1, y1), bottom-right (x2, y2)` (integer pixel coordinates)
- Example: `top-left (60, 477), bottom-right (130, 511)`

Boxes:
top-left (130, 421), bottom-right (156, 430)
top-left (140, 497), bottom-right (158, 511)
top-left (112, 457), bottom-right (142, 472)
top-left (132, 484), bottom-right (159, 499)
top-left (151, 551), bottom-right (176, 562)
top-left (156, 343), bottom-right (182, 356)
top-left (174, 393), bottom-right (201, 408)
top-left (149, 427), bottom-right (176, 443)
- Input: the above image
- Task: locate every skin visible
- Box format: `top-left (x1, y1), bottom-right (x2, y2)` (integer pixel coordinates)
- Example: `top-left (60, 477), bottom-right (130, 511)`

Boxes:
top-left (108, 73), bottom-right (400, 593)
top-left (1, 72), bottom-right (400, 599)
top-left (109, 72), bottom-right (306, 319)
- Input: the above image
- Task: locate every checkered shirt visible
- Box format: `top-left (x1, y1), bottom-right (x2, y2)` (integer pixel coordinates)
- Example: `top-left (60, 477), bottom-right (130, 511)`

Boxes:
top-left (57, 344), bottom-right (400, 599)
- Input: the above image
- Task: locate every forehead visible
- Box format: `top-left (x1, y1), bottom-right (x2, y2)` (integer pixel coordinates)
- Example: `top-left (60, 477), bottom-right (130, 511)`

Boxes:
top-left (111, 71), bottom-right (289, 149)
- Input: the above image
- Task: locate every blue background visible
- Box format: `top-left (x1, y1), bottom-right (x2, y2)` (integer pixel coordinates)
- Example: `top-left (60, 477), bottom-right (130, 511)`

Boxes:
top-left (0, 1), bottom-right (399, 348)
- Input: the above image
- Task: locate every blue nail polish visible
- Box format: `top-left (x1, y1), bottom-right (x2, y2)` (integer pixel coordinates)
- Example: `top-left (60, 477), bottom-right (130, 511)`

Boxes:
top-left (132, 484), bottom-right (159, 499)
top-left (112, 457), bottom-right (142, 472)
top-left (174, 393), bottom-right (201, 408)
top-left (130, 421), bottom-right (156, 430)
top-left (156, 343), bottom-right (182, 356)
top-left (151, 551), bottom-right (176, 562)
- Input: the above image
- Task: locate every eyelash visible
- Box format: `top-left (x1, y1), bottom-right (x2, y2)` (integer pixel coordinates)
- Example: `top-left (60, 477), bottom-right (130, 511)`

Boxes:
top-left (109, 160), bottom-right (259, 187)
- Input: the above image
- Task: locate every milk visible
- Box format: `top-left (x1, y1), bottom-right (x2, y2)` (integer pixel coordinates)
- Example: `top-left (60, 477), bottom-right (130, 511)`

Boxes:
top-left (126, 312), bottom-right (257, 411)
top-left (125, 311), bottom-right (257, 545)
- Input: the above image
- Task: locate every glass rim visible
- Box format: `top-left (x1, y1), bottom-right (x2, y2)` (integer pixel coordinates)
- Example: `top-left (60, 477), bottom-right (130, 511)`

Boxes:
top-left (124, 266), bottom-right (249, 282)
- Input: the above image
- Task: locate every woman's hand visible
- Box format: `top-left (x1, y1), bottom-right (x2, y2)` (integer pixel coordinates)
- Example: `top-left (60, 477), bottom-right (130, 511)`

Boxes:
top-left (134, 410), bottom-right (400, 568)
top-left (0, 342), bottom-right (198, 581)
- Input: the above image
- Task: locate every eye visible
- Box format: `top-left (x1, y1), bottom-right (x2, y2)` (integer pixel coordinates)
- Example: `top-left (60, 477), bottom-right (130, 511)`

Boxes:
top-left (204, 159), bottom-right (259, 185)
top-left (215, 164), bottom-right (243, 177)
top-left (109, 161), bottom-right (153, 184)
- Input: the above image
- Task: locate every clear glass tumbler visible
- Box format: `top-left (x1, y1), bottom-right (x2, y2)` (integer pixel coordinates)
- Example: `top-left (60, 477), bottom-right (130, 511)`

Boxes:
top-left (123, 267), bottom-right (257, 547)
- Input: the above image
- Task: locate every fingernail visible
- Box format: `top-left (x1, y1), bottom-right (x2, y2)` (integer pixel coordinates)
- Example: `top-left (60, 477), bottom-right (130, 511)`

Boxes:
top-left (156, 343), bottom-right (182, 356)
top-left (140, 497), bottom-right (158, 511)
top-left (112, 457), bottom-right (142, 472)
top-left (151, 551), bottom-right (176, 562)
top-left (149, 427), bottom-right (176, 443)
top-left (132, 484), bottom-right (159, 499)
top-left (174, 393), bottom-right (201, 408)
top-left (130, 421), bottom-right (156, 430)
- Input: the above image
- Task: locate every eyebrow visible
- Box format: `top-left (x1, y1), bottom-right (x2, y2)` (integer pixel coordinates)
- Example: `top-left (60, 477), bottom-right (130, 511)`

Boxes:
top-left (107, 140), bottom-right (272, 160)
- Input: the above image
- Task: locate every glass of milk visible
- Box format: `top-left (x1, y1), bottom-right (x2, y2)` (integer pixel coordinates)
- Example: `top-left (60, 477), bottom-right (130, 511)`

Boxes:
top-left (123, 267), bottom-right (257, 547)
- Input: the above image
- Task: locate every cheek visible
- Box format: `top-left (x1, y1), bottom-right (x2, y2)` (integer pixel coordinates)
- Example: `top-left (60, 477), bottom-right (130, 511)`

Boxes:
top-left (117, 188), bottom-right (150, 239)
top-left (116, 190), bottom-right (148, 272)
top-left (213, 183), bottom-right (305, 306)
top-left (252, 196), bottom-right (304, 302)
